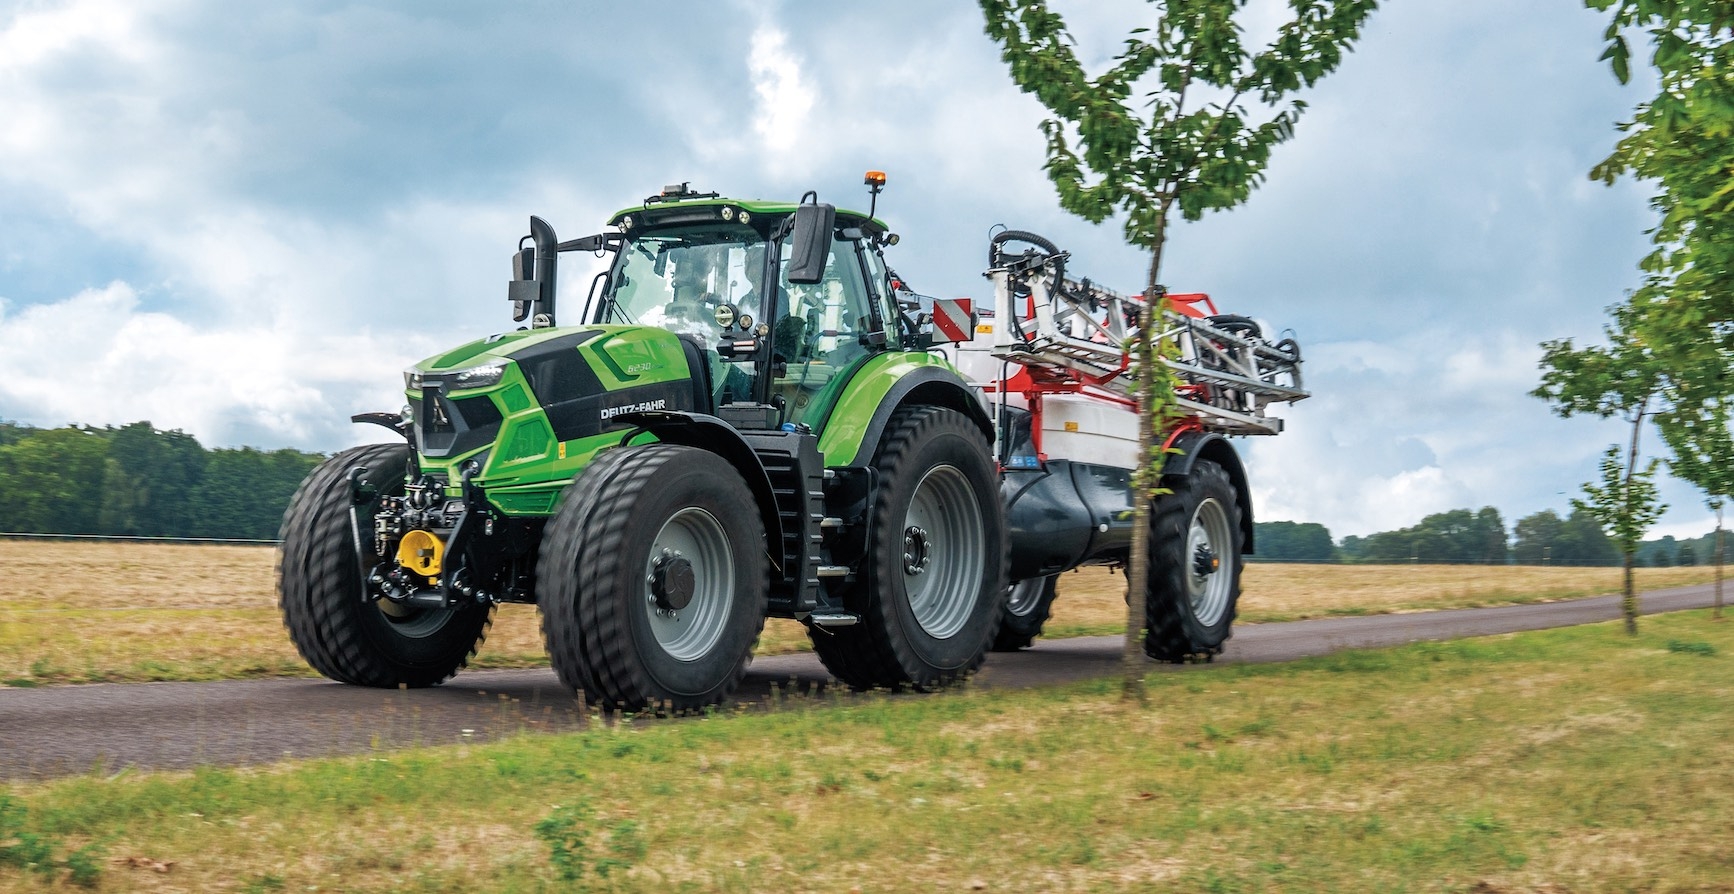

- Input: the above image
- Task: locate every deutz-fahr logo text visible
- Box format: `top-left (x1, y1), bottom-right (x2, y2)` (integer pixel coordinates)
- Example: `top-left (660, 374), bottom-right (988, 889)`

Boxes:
top-left (600, 399), bottom-right (668, 421)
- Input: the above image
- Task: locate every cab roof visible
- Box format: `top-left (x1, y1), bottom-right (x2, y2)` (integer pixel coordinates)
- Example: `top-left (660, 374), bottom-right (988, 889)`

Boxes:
top-left (606, 192), bottom-right (888, 237)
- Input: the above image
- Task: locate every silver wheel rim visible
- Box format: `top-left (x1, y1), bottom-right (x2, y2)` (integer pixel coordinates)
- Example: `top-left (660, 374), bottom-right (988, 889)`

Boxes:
top-left (1006, 578), bottom-right (1046, 618)
top-left (1187, 497), bottom-right (1233, 627)
top-left (644, 507), bottom-right (734, 662)
top-left (902, 464), bottom-right (986, 639)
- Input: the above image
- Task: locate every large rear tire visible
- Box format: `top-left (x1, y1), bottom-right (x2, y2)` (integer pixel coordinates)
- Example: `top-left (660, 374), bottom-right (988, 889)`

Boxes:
top-left (990, 575), bottom-right (1059, 652)
top-left (1145, 459), bottom-right (1243, 662)
top-left (809, 406), bottom-right (1007, 690)
top-left (278, 443), bottom-right (492, 687)
top-left (537, 445), bottom-right (767, 712)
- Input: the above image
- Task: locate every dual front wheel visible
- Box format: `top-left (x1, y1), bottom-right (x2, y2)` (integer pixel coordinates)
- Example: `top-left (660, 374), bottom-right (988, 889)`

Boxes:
top-left (536, 445), bottom-right (767, 711)
top-left (278, 444), bottom-right (492, 688)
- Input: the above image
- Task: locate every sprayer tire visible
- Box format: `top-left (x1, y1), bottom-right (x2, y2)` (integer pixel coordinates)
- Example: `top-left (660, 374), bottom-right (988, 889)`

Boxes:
top-left (1144, 459), bottom-right (1242, 662)
top-left (991, 576), bottom-right (1059, 651)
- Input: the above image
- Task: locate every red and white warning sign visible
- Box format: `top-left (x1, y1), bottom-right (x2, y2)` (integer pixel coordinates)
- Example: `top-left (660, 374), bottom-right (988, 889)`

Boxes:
top-left (931, 298), bottom-right (975, 344)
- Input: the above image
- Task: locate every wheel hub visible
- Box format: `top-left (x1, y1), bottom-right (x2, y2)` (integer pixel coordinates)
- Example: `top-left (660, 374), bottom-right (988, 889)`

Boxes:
top-left (1192, 544), bottom-right (1219, 579)
top-left (903, 525), bottom-right (932, 575)
top-left (650, 548), bottom-right (696, 612)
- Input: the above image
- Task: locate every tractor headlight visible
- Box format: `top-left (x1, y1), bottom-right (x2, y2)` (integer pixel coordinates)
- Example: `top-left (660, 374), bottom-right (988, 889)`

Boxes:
top-left (404, 368), bottom-right (425, 390)
top-left (447, 358), bottom-right (509, 391)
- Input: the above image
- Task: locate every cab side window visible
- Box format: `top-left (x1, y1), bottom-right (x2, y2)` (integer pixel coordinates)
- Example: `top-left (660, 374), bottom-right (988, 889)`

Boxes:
top-left (773, 236), bottom-right (873, 366)
top-left (858, 243), bottom-right (900, 349)
top-left (775, 235), bottom-right (876, 426)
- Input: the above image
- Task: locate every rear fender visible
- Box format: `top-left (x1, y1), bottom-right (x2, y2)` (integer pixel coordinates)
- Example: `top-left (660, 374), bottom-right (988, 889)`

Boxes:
top-left (1161, 430), bottom-right (1255, 554)
top-left (608, 411), bottom-right (782, 552)
top-left (820, 363), bottom-right (992, 466)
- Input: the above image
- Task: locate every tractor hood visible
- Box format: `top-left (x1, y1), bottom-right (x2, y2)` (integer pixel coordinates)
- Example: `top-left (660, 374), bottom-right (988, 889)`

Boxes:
top-left (403, 325), bottom-right (702, 462)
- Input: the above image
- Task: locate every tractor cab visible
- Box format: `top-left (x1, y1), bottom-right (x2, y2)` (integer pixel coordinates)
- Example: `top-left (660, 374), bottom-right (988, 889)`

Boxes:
top-left (586, 183), bottom-right (901, 431)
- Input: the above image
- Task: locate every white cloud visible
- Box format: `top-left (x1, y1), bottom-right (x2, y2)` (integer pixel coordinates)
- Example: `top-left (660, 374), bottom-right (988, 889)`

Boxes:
top-left (0, 281), bottom-right (420, 448)
top-left (747, 22), bottom-right (816, 157)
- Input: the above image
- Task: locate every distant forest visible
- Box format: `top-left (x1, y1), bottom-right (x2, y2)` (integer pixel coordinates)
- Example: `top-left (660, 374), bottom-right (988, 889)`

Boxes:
top-left (1257, 508), bottom-right (1724, 567)
top-left (0, 420), bottom-right (324, 540)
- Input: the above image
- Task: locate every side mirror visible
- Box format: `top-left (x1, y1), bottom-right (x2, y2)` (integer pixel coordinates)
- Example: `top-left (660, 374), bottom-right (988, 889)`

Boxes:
top-left (508, 246), bottom-right (538, 322)
top-left (785, 199), bottom-right (835, 285)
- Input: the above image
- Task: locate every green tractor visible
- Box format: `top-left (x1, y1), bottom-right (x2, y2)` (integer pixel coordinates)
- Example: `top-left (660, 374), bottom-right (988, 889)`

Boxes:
top-left (278, 179), bottom-right (1009, 710)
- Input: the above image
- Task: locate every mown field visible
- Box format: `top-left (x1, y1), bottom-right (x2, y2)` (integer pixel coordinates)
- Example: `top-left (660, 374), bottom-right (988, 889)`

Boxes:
top-left (1, 611), bottom-right (1730, 891)
top-left (0, 540), bottom-right (1722, 686)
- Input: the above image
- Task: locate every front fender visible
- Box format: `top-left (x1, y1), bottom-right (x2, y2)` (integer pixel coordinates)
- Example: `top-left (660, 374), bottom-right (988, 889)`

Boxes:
top-left (609, 411), bottom-right (782, 551)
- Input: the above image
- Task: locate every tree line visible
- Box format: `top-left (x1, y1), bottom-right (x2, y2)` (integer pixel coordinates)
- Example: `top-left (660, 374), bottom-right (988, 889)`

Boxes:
top-left (1256, 506), bottom-right (1713, 567)
top-left (0, 421), bottom-right (324, 541)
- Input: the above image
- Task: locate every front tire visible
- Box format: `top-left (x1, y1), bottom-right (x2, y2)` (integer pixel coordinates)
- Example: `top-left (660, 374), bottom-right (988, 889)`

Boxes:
top-left (990, 576), bottom-right (1059, 652)
top-left (278, 443), bottom-right (492, 687)
top-left (537, 445), bottom-right (767, 712)
top-left (1145, 459), bottom-right (1243, 662)
top-left (809, 406), bottom-right (1008, 690)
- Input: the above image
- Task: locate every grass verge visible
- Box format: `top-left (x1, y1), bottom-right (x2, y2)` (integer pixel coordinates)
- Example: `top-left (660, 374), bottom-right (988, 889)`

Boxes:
top-left (3, 611), bottom-right (1732, 891)
top-left (1, 540), bottom-right (1724, 685)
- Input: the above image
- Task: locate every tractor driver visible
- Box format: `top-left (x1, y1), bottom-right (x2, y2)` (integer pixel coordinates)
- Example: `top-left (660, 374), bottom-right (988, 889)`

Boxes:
top-left (662, 247), bottom-right (725, 350)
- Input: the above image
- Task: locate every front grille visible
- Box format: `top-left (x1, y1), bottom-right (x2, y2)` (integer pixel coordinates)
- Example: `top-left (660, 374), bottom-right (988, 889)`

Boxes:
top-left (414, 390), bottom-right (504, 458)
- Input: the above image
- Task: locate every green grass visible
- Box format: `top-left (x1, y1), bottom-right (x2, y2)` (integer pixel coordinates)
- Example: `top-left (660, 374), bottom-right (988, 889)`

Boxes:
top-left (5, 611), bottom-right (1734, 891)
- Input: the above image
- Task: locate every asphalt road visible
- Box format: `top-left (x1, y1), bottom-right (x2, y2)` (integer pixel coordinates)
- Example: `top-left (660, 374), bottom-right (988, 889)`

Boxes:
top-left (1, 582), bottom-right (1722, 780)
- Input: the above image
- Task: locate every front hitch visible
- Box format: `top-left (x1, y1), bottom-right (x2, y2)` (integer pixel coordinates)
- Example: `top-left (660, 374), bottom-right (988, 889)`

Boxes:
top-left (365, 462), bottom-right (501, 608)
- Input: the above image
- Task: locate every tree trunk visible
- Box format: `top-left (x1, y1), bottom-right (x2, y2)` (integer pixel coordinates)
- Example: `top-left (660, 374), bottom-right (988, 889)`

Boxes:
top-left (1123, 206), bottom-right (1172, 704)
top-left (1620, 399), bottom-right (1647, 636)
top-left (1622, 552), bottom-right (1637, 635)
top-left (1716, 506), bottom-right (1724, 622)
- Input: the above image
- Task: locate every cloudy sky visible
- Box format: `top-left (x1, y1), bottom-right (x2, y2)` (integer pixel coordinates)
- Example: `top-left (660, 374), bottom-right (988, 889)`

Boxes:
top-left (0, 0), bottom-right (1706, 540)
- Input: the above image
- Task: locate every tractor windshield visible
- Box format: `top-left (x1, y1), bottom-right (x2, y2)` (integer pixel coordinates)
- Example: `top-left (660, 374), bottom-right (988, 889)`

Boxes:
top-left (599, 223), bottom-right (768, 350)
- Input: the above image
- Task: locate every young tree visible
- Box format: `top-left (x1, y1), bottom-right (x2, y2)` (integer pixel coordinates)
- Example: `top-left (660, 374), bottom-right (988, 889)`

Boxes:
top-left (1535, 301), bottom-right (1669, 628)
top-left (981, 0), bottom-right (1378, 701)
top-left (1575, 445), bottom-right (1666, 634)
top-left (1574, 2), bottom-right (1734, 621)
